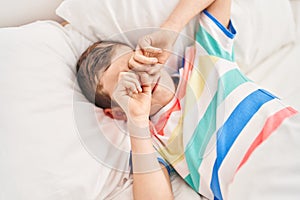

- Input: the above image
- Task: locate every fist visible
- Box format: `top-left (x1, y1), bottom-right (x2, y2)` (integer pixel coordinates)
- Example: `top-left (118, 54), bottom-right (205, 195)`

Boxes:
top-left (112, 72), bottom-right (152, 125)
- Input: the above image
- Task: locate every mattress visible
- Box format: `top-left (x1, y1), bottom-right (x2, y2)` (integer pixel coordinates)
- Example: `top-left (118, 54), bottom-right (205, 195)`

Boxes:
top-left (247, 41), bottom-right (300, 111)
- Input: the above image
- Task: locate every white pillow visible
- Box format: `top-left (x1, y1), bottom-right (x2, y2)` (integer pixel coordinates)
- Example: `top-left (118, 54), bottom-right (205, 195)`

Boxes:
top-left (56, 0), bottom-right (195, 43)
top-left (56, 0), bottom-right (296, 73)
top-left (0, 21), bottom-right (132, 199)
top-left (232, 0), bottom-right (296, 73)
top-left (56, 0), bottom-right (197, 73)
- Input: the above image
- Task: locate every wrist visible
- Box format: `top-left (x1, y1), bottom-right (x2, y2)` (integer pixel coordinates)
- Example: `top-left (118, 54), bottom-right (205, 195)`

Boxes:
top-left (127, 117), bottom-right (149, 128)
top-left (127, 119), bottom-right (151, 139)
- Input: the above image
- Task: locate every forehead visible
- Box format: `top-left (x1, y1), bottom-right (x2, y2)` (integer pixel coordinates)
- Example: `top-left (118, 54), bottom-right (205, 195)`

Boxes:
top-left (97, 44), bottom-right (133, 95)
top-left (107, 45), bottom-right (133, 75)
top-left (96, 44), bottom-right (132, 77)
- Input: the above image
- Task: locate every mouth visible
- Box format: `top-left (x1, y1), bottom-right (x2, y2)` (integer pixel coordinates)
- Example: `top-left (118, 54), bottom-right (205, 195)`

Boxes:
top-left (151, 77), bottom-right (161, 94)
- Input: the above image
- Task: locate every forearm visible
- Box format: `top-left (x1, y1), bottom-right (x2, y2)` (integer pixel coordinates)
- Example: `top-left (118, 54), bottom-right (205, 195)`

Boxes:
top-left (128, 121), bottom-right (173, 200)
top-left (161, 0), bottom-right (216, 32)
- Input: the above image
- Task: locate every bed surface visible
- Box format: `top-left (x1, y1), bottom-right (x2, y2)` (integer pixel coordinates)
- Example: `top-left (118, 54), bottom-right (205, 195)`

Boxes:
top-left (0, 0), bottom-right (300, 199)
top-left (248, 41), bottom-right (300, 111)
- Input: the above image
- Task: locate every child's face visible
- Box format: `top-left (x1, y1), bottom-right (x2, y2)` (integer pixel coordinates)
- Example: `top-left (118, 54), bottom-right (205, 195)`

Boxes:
top-left (99, 45), bottom-right (176, 116)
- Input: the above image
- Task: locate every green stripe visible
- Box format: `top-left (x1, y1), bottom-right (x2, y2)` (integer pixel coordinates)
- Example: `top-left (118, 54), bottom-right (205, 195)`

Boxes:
top-left (183, 68), bottom-right (250, 191)
top-left (184, 174), bottom-right (198, 191)
top-left (196, 25), bottom-right (234, 61)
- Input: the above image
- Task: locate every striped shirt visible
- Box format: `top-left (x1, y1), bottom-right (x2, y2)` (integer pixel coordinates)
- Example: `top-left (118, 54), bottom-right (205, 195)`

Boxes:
top-left (150, 11), bottom-right (298, 200)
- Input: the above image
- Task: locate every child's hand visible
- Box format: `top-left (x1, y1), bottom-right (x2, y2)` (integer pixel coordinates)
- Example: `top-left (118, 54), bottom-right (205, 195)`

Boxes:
top-left (136, 29), bottom-right (178, 65)
top-left (112, 72), bottom-right (152, 127)
top-left (129, 29), bottom-right (178, 80)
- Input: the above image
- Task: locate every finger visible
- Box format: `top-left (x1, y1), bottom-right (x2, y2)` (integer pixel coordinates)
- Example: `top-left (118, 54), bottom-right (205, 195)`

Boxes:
top-left (129, 56), bottom-right (150, 72)
top-left (134, 51), bottom-right (158, 65)
top-left (127, 88), bottom-right (134, 97)
top-left (123, 80), bottom-right (139, 94)
top-left (143, 46), bottom-right (162, 54)
top-left (138, 73), bottom-right (152, 95)
top-left (119, 73), bottom-right (140, 93)
top-left (123, 74), bottom-right (143, 92)
top-left (138, 35), bottom-right (152, 50)
top-left (139, 72), bottom-right (152, 87)
top-left (138, 36), bottom-right (162, 53)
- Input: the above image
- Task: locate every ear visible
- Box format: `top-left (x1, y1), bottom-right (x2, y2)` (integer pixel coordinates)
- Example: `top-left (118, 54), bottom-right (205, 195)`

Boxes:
top-left (103, 107), bottom-right (127, 121)
top-left (103, 108), bottom-right (114, 119)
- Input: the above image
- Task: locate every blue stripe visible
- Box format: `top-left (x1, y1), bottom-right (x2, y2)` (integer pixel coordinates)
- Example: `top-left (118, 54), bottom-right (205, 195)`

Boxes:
top-left (203, 10), bottom-right (236, 39)
top-left (157, 157), bottom-right (172, 175)
top-left (183, 68), bottom-right (250, 191)
top-left (181, 57), bottom-right (185, 70)
top-left (210, 90), bottom-right (275, 200)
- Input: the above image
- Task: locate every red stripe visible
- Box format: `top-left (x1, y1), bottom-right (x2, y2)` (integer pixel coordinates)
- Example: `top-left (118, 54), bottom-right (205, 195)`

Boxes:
top-left (154, 99), bottom-right (181, 136)
top-left (177, 47), bottom-right (195, 100)
top-left (236, 107), bottom-right (298, 171)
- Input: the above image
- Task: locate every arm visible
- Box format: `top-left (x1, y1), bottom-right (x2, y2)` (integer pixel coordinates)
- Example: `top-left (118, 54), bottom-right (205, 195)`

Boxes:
top-left (113, 72), bottom-right (173, 200)
top-left (129, 124), bottom-right (173, 200)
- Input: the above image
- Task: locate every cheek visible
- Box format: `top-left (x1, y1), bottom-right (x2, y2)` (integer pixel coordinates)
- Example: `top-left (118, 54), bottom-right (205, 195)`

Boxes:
top-left (101, 73), bottom-right (119, 97)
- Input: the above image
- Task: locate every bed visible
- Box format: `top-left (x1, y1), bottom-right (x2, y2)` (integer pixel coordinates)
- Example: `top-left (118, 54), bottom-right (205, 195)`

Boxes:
top-left (0, 0), bottom-right (299, 199)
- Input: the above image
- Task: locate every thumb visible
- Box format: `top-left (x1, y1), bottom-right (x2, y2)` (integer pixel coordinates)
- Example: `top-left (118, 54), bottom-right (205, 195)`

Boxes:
top-left (138, 35), bottom-right (162, 54)
top-left (138, 35), bottom-right (152, 50)
top-left (139, 72), bottom-right (152, 95)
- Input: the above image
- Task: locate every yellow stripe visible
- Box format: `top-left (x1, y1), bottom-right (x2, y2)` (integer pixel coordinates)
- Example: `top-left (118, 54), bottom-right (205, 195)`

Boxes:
top-left (184, 55), bottom-right (218, 112)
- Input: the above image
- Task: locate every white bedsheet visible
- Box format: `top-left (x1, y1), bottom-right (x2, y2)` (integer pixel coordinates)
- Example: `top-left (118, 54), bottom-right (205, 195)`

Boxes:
top-left (247, 41), bottom-right (300, 111)
top-left (227, 39), bottom-right (300, 199)
top-left (228, 113), bottom-right (300, 200)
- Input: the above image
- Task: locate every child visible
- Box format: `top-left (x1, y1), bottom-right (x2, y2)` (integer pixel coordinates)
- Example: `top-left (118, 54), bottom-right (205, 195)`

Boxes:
top-left (76, 0), bottom-right (299, 199)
